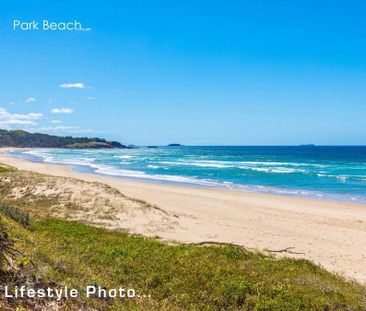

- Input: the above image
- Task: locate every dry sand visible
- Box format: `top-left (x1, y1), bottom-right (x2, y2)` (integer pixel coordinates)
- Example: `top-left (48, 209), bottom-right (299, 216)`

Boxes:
top-left (1, 149), bottom-right (366, 284)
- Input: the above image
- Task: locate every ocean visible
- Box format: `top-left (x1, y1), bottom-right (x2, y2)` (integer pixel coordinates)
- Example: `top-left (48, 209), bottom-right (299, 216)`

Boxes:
top-left (9, 146), bottom-right (366, 204)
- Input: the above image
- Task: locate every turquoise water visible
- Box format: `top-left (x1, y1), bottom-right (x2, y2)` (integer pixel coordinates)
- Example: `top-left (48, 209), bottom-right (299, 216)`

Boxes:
top-left (10, 146), bottom-right (366, 203)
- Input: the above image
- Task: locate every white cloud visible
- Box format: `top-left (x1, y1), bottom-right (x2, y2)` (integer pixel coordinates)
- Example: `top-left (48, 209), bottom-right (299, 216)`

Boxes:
top-left (0, 107), bottom-right (43, 127)
top-left (87, 96), bottom-right (96, 100)
top-left (4, 120), bottom-right (35, 125)
top-left (50, 120), bottom-right (62, 124)
top-left (26, 113), bottom-right (43, 118)
top-left (25, 97), bottom-right (36, 103)
top-left (59, 82), bottom-right (86, 89)
top-left (51, 108), bottom-right (74, 114)
top-left (33, 125), bottom-right (78, 131)
top-left (29, 125), bottom-right (94, 134)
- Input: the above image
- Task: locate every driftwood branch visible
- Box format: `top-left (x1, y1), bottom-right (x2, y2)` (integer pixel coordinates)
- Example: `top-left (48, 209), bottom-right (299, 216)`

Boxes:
top-left (266, 247), bottom-right (304, 255)
top-left (191, 241), bottom-right (305, 256)
top-left (193, 241), bottom-right (240, 247)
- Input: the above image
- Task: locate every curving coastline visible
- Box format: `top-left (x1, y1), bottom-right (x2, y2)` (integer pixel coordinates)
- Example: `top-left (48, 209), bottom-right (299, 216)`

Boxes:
top-left (1, 148), bottom-right (366, 284)
top-left (8, 146), bottom-right (366, 204)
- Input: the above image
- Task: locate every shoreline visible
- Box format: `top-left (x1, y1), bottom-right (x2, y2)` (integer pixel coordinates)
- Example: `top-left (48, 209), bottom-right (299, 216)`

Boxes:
top-left (6, 147), bottom-right (366, 205)
top-left (1, 148), bottom-right (366, 284)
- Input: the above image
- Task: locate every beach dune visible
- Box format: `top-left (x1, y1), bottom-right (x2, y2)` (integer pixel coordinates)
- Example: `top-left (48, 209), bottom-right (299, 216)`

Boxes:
top-left (1, 150), bottom-right (366, 284)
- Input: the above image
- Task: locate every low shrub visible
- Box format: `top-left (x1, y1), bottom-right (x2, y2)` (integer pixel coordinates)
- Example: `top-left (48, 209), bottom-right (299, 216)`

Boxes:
top-left (0, 202), bottom-right (31, 227)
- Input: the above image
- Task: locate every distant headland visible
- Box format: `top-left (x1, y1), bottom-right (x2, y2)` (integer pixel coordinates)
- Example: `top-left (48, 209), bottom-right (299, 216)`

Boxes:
top-left (299, 144), bottom-right (316, 147)
top-left (0, 129), bottom-right (126, 149)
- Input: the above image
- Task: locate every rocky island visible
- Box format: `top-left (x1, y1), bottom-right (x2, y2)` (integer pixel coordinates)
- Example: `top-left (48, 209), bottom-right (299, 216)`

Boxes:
top-left (167, 143), bottom-right (182, 147)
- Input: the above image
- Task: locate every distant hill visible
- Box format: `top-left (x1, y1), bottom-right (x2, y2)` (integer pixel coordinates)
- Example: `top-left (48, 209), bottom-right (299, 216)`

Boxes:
top-left (0, 129), bottom-right (126, 149)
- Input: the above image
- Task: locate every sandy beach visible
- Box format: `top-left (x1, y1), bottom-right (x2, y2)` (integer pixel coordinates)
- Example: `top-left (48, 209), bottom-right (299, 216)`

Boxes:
top-left (1, 148), bottom-right (366, 284)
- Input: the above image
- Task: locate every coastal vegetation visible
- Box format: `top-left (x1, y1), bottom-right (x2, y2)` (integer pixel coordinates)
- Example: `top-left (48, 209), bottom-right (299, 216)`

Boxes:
top-left (0, 129), bottom-right (126, 149)
top-left (0, 164), bottom-right (365, 310)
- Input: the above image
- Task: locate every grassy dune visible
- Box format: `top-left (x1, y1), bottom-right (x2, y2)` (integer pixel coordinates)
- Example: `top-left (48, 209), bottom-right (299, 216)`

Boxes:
top-left (0, 164), bottom-right (366, 310)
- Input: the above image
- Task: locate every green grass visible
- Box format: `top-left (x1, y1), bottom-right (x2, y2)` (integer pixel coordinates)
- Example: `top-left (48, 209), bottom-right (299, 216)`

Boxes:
top-left (0, 164), bottom-right (16, 173)
top-left (2, 216), bottom-right (365, 310)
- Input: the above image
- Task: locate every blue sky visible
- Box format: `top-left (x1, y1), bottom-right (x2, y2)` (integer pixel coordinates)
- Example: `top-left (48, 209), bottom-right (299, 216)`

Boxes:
top-left (1, 0), bottom-right (366, 145)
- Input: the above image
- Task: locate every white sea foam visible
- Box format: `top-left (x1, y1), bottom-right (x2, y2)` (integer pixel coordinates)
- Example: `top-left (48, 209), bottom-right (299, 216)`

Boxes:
top-left (243, 167), bottom-right (271, 172)
top-left (336, 175), bottom-right (348, 182)
top-left (316, 174), bottom-right (366, 182)
top-left (147, 165), bottom-right (161, 169)
top-left (24, 150), bottom-right (96, 168)
top-left (239, 166), bottom-right (300, 174)
top-left (160, 160), bottom-right (321, 172)
top-left (271, 168), bottom-right (298, 173)
top-left (238, 161), bottom-right (324, 167)
top-left (91, 164), bottom-right (223, 186)
top-left (46, 158), bottom-right (95, 167)
top-left (159, 160), bottom-right (234, 168)
top-left (23, 149), bottom-right (52, 157)
top-left (114, 155), bottom-right (133, 159)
